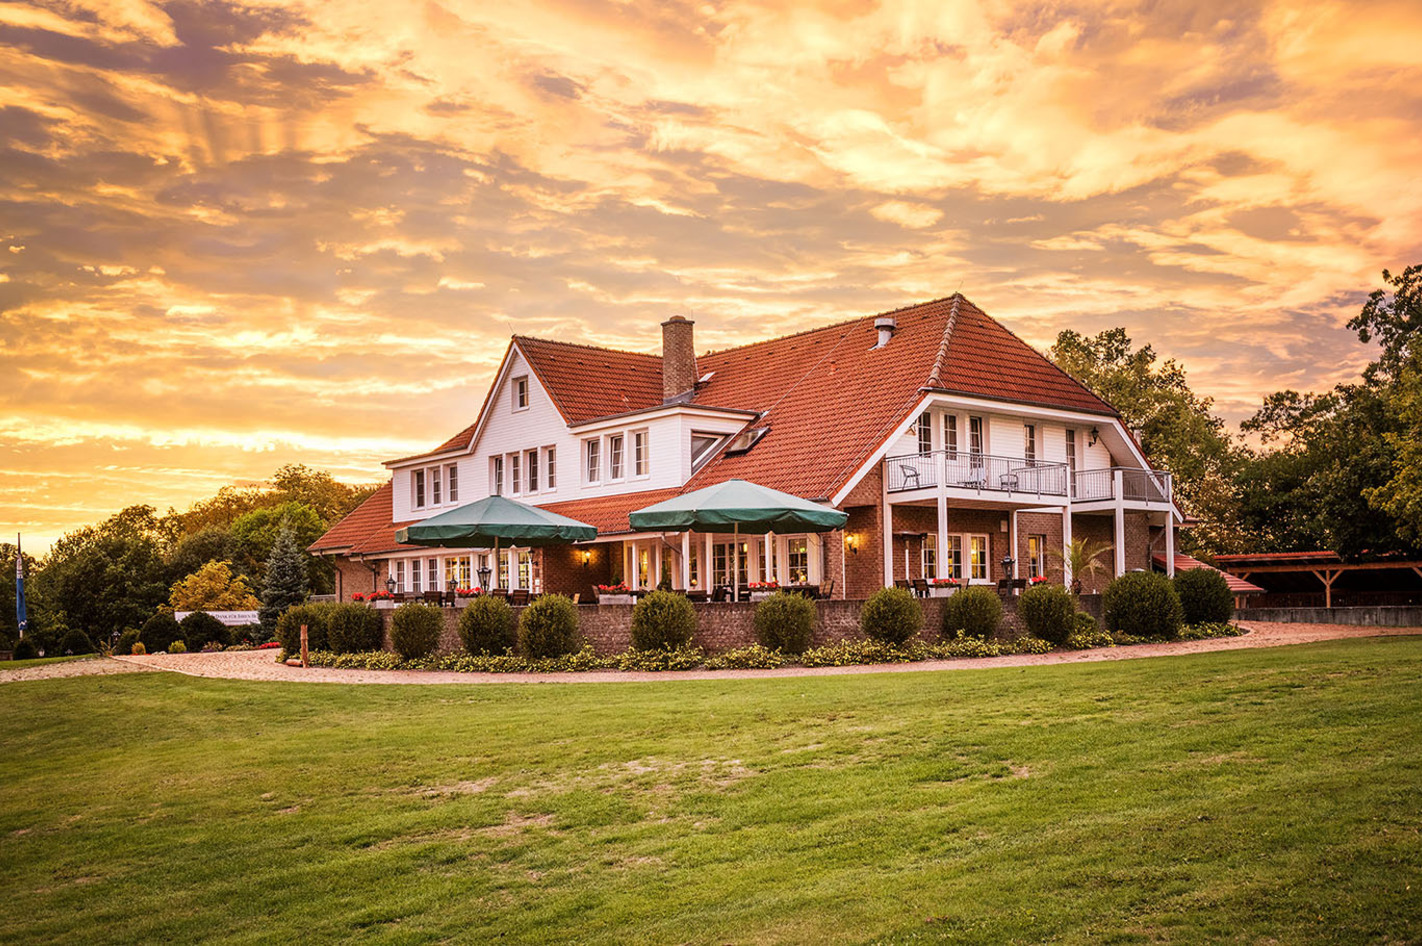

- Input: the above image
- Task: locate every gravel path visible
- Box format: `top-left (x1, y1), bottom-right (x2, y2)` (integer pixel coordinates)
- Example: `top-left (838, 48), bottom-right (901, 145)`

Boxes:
top-left (0, 656), bottom-right (161, 684)
top-left (96, 621), bottom-right (1422, 686)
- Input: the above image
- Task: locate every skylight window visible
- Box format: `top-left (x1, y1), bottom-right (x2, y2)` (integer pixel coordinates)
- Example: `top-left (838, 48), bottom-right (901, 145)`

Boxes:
top-left (723, 427), bottom-right (769, 456)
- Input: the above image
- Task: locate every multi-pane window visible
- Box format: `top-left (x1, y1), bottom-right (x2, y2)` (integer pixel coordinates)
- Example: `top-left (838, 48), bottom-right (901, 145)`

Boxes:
top-left (608, 434), bottom-right (624, 479)
top-left (447, 464), bottom-right (459, 503)
top-left (510, 453), bottom-right (521, 495)
top-left (427, 558), bottom-right (438, 591)
top-left (498, 551), bottom-right (510, 589)
top-left (757, 540), bottom-right (769, 582)
top-left (518, 551), bottom-right (533, 589)
top-left (636, 548), bottom-right (651, 588)
top-left (922, 534), bottom-right (937, 580)
top-left (1065, 429), bottom-right (1077, 470)
top-left (394, 560), bottom-right (405, 592)
top-left (411, 558), bottom-right (422, 593)
top-left (969, 416), bottom-right (984, 455)
top-left (713, 543), bottom-right (729, 588)
top-left (1027, 535), bottom-right (1046, 579)
top-left (431, 466), bottom-right (442, 505)
top-left (969, 535), bottom-right (989, 581)
top-left (545, 446), bottom-right (557, 489)
top-left (445, 558), bottom-right (459, 590)
top-left (413, 469), bottom-right (426, 508)
top-left (944, 535), bottom-right (963, 580)
top-left (787, 538), bottom-right (809, 584)
top-left (512, 376), bottom-right (529, 410)
top-left (916, 412), bottom-right (932, 455)
top-left (689, 547), bottom-right (700, 588)
top-left (1024, 423), bottom-right (1037, 467)
top-left (944, 415), bottom-right (958, 459)
top-left (527, 449), bottom-right (539, 492)
top-left (491, 456), bottom-right (503, 496)
top-left (585, 439), bottom-right (601, 483)
top-left (633, 431), bottom-right (648, 476)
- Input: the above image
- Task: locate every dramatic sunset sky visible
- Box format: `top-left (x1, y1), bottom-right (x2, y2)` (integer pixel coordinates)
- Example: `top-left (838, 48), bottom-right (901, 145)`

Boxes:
top-left (3, 0), bottom-right (1421, 552)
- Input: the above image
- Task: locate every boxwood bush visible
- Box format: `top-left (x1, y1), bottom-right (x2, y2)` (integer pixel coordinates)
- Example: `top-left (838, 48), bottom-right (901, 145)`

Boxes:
top-left (630, 590), bottom-right (697, 651)
top-left (140, 611), bottom-right (182, 653)
top-left (60, 628), bottom-right (94, 655)
top-left (180, 611), bottom-right (230, 652)
top-left (13, 638), bottom-right (37, 660)
top-left (1103, 571), bottom-right (1184, 639)
top-left (519, 595), bottom-right (580, 658)
top-left (327, 603), bottom-right (384, 654)
top-left (458, 596), bottom-right (516, 655)
top-left (753, 591), bottom-right (815, 654)
top-left (941, 586), bottom-right (1003, 640)
top-left (276, 603), bottom-right (334, 654)
top-left (115, 628), bottom-right (141, 656)
top-left (389, 603), bottom-right (443, 659)
top-left (1174, 568), bottom-right (1234, 626)
top-left (861, 586), bottom-right (922, 645)
top-left (1017, 583), bottom-right (1075, 644)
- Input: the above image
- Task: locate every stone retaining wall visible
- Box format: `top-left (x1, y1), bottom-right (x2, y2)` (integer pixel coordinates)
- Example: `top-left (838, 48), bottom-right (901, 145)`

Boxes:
top-left (384, 594), bottom-right (1027, 656)
top-left (1235, 606), bottom-right (1422, 627)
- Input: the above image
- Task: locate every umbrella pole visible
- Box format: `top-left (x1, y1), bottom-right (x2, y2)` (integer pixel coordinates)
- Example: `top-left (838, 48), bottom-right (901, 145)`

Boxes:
top-left (494, 538), bottom-right (499, 591)
top-left (733, 523), bottom-right (740, 602)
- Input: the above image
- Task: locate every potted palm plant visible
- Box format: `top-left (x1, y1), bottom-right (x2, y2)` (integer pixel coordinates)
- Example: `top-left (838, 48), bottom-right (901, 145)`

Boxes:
top-left (1049, 538), bottom-right (1114, 596)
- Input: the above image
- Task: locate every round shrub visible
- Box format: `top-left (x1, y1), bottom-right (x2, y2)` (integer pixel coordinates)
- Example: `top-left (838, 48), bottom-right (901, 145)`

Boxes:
top-left (140, 611), bottom-right (182, 653)
top-left (276, 603), bottom-right (333, 654)
top-left (753, 591), bottom-right (815, 654)
top-left (630, 590), bottom-right (697, 651)
top-left (327, 603), bottom-right (384, 654)
top-left (168, 640), bottom-right (187, 654)
top-left (941, 586), bottom-right (1003, 640)
top-left (180, 611), bottom-right (230, 652)
top-left (13, 638), bottom-right (37, 660)
top-left (60, 628), bottom-right (94, 655)
top-left (115, 628), bottom-right (141, 656)
top-left (1174, 568), bottom-right (1234, 626)
top-left (519, 595), bottom-right (581, 658)
top-left (458, 596), bottom-right (515, 655)
top-left (130, 642), bottom-right (146, 655)
top-left (389, 603), bottom-right (444, 660)
top-left (1017, 583), bottom-right (1075, 645)
top-left (1103, 571), bottom-right (1184, 639)
top-left (861, 586), bottom-right (922, 645)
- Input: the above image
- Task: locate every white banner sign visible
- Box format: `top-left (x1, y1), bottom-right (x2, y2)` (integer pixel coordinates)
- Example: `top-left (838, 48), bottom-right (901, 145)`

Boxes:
top-left (174, 610), bottom-right (260, 626)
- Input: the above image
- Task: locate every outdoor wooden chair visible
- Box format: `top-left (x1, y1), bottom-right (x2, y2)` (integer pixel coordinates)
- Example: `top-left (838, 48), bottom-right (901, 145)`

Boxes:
top-left (687, 590), bottom-right (709, 603)
top-left (911, 579), bottom-right (930, 598)
top-left (443, 589), bottom-right (457, 607)
top-left (510, 590), bottom-right (530, 607)
top-left (711, 586), bottom-right (729, 603)
top-left (995, 578), bottom-right (1011, 595)
top-left (819, 578), bottom-right (835, 600)
top-left (894, 579), bottom-right (911, 591)
top-left (422, 590), bottom-right (443, 606)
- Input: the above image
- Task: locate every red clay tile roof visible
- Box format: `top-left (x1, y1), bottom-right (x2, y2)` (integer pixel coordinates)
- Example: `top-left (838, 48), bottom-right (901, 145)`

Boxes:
top-left (1153, 553), bottom-right (1265, 595)
top-left (539, 488), bottom-right (682, 536)
top-left (388, 421), bottom-right (478, 466)
top-left (516, 335), bottom-right (665, 425)
top-left (308, 482), bottom-right (406, 554)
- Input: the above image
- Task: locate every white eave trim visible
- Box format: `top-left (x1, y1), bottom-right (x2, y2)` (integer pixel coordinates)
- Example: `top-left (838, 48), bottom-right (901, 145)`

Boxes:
top-left (570, 403), bottom-right (760, 432)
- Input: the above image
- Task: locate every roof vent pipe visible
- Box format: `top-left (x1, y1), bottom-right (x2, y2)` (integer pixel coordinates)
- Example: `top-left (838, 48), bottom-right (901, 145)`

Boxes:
top-left (872, 315), bottom-right (897, 349)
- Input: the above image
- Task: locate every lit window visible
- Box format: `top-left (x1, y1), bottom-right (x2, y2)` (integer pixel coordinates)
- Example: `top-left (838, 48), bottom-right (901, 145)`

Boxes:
top-left (944, 535), bottom-right (963, 580)
top-left (1028, 535), bottom-right (1046, 579)
top-left (447, 464), bottom-right (459, 503)
top-left (922, 534), bottom-right (936, 580)
top-left (788, 537), bottom-right (809, 584)
top-left (969, 535), bottom-right (989, 581)
top-left (527, 449), bottom-right (539, 492)
top-left (545, 446), bottom-right (557, 490)
top-left (512, 376), bottom-right (529, 411)
top-left (518, 551), bottom-right (532, 589)
top-left (413, 469), bottom-right (425, 508)
top-left (585, 439), bottom-right (601, 483)
top-left (633, 431), bottom-right (648, 476)
top-left (608, 434), bottom-right (624, 479)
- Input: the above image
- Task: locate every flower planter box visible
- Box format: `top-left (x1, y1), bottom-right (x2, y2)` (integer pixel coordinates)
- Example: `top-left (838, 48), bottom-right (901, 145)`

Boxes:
top-left (597, 594), bottom-right (634, 606)
top-left (372, 599), bottom-right (395, 610)
top-left (749, 591), bottom-right (774, 602)
top-left (927, 586), bottom-right (959, 598)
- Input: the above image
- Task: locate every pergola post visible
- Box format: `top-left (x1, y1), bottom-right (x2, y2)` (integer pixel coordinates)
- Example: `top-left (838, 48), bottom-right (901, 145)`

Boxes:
top-left (1311, 567), bottom-right (1343, 608)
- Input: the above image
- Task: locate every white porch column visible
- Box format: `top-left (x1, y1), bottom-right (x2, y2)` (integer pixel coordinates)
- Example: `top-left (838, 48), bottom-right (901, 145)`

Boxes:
top-left (936, 449), bottom-right (949, 582)
top-left (630, 539), bottom-right (638, 588)
top-left (881, 462), bottom-right (894, 588)
top-left (1164, 513), bottom-right (1176, 577)
top-left (764, 532), bottom-right (775, 583)
top-left (1113, 469), bottom-right (1126, 576)
top-left (1010, 510), bottom-right (1019, 579)
top-left (653, 541), bottom-right (662, 587)
top-left (1061, 504), bottom-right (1073, 588)
top-left (681, 532), bottom-right (691, 589)
top-left (704, 532), bottom-right (713, 588)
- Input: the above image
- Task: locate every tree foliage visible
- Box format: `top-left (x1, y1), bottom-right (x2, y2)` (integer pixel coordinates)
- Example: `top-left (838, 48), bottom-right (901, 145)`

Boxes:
top-left (32, 506), bottom-right (168, 643)
top-left (260, 523), bottom-right (309, 629)
top-left (168, 561), bottom-right (260, 611)
top-left (230, 501), bottom-right (329, 591)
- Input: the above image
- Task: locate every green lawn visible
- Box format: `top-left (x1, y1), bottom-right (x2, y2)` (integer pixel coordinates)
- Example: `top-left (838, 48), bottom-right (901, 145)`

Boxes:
top-left (2, 638), bottom-right (1420, 945)
top-left (0, 654), bottom-right (98, 671)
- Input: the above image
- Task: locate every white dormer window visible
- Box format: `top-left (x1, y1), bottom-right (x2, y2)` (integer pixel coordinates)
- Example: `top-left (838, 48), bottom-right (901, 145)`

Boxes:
top-left (431, 465), bottom-right (442, 504)
top-left (546, 446), bottom-right (557, 490)
top-left (633, 430), bottom-right (648, 477)
top-left (510, 452), bottom-right (521, 494)
top-left (512, 376), bottom-right (529, 411)
top-left (447, 464), bottom-right (459, 503)
top-left (1024, 423), bottom-right (1037, 467)
top-left (527, 449), bottom-right (539, 493)
top-left (413, 469), bottom-right (426, 508)
top-left (608, 434), bottom-right (625, 480)
top-left (491, 456), bottom-right (503, 496)
top-left (585, 439), bottom-right (601, 483)
top-left (690, 431), bottom-right (725, 472)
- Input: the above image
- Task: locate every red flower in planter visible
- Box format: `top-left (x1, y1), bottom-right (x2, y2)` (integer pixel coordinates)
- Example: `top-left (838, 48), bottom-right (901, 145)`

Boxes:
top-left (1029, 576), bottom-right (1049, 585)
top-left (596, 583), bottom-right (630, 594)
top-left (928, 577), bottom-right (959, 586)
top-left (748, 581), bottom-right (780, 590)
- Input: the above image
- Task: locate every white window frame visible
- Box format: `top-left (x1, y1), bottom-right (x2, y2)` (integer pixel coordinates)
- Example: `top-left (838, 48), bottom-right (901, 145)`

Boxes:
top-left (411, 558), bottom-right (422, 593)
top-left (427, 558), bottom-right (439, 591)
top-left (1065, 429), bottom-right (1077, 471)
top-left (1027, 534), bottom-right (1046, 579)
top-left (394, 559), bottom-right (406, 592)
top-left (787, 537), bottom-right (809, 585)
top-left (527, 449), bottom-right (539, 493)
top-left (968, 534), bottom-right (990, 582)
top-left (916, 412), bottom-right (932, 455)
top-left (944, 414), bottom-right (958, 459)
top-left (1024, 423), bottom-right (1037, 468)
top-left (585, 438), bottom-right (601, 484)
top-left (545, 446), bottom-right (557, 491)
top-left (922, 533), bottom-right (937, 580)
top-left (509, 452), bottom-right (521, 495)
top-left (413, 469), bottom-right (426, 509)
top-left (431, 465), bottom-right (442, 505)
top-left (969, 416), bottom-right (985, 457)
top-left (447, 464), bottom-right (459, 503)
top-left (608, 433), bottom-right (625, 481)
top-left (633, 430), bottom-right (649, 478)
top-left (491, 456), bottom-right (503, 496)
top-left (944, 535), bottom-right (963, 580)
top-left (512, 376), bottom-right (529, 411)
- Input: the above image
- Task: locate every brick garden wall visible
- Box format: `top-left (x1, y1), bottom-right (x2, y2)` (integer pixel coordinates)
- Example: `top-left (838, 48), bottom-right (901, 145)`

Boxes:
top-left (383, 593), bottom-right (1027, 657)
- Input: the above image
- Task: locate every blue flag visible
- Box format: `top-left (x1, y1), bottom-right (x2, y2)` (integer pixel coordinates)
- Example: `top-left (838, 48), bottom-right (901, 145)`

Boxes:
top-left (15, 533), bottom-right (26, 638)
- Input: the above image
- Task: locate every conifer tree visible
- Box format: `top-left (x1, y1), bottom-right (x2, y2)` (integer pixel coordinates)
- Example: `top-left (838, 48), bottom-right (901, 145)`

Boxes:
top-left (260, 521), bottom-right (309, 629)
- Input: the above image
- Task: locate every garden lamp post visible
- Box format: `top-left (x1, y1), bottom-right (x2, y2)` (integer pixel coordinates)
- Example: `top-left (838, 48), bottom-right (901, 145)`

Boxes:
top-left (385, 576), bottom-right (396, 594)
top-left (477, 564), bottom-right (492, 592)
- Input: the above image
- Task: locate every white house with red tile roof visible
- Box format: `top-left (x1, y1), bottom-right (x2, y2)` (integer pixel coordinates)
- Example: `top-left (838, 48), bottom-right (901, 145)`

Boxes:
top-left (311, 294), bottom-right (1180, 601)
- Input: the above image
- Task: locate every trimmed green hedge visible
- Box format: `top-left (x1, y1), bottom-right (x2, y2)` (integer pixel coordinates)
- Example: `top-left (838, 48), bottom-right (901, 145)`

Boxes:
top-left (942, 587), bottom-right (1003, 640)
top-left (1103, 572), bottom-right (1183, 640)
top-left (1174, 568), bottom-right (1234, 625)
top-left (276, 603), bottom-right (335, 654)
top-left (1017, 584), bottom-right (1075, 644)
top-left (390, 603), bottom-right (443, 659)
top-left (630, 591), bottom-right (697, 651)
top-left (861, 587), bottom-right (922, 645)
top-left (753, 592), bottom-right (815, 654)
top-left (458, 596), bottom-right (515, 655)
top-left (180, 611), bottom-right (230, 652)
top-left (140, 611), bottom-right (182, 653)
top-left (327, 603), bottom-right (384, 654)
top-left (519, 595), bottom-right (580, 658)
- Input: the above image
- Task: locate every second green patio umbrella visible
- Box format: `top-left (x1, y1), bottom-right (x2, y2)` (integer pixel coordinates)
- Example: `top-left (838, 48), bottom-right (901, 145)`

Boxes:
top-left (628, 479), bottom-right (848, 599)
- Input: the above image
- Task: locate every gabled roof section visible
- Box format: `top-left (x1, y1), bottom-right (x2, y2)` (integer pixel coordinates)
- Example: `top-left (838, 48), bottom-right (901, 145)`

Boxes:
top-left (515, 335), bottom-right (664, 425)
top-left (309, 481), bottom-right (398, 554)
top-left (539, 488), bottom-right (683, 536)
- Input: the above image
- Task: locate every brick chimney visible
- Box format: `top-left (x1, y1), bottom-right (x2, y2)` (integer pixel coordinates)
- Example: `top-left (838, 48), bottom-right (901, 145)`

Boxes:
top-left (661, 315), bottom-right (697, 403)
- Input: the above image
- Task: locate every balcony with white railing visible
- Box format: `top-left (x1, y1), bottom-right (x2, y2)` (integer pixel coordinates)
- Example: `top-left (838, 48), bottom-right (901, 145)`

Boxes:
top-left (1072, 467), bottom-right (1173, 505)
top-left (885, 451), bottom-right (1070, 498)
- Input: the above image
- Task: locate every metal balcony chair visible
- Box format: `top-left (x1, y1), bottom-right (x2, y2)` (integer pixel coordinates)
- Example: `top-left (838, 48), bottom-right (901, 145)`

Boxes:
top-left (899, 465), bottom-right (922, 489)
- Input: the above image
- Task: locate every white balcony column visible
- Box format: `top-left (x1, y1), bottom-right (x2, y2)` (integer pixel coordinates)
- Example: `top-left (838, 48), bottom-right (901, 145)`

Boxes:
top-left (881, 461), bottom-right (894, 588)
top-left (936, 449), bottom-right (950, 579)
top-left (1061, 504), bottom-right (1073, 588)
top-left (1164, 513), bottom-right (1176, 577)
top-left (1113, 469), bottom-right (1126, 576)
top-left (1010, 510), bottom-right (1019, 579)
top-left (681, 532), bottom-right (691, 589)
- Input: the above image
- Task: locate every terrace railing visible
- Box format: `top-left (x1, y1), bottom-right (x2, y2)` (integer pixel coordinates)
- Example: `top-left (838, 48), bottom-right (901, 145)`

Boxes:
top-left (1072, 467), bottom-right (1173, 504)
top-left (885, 451), bottom-right (1069, 497)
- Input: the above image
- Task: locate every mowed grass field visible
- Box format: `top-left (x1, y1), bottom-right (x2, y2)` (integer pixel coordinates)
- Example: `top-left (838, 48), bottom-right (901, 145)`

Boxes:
top-left (2, 638), bottom-right (1420, 945)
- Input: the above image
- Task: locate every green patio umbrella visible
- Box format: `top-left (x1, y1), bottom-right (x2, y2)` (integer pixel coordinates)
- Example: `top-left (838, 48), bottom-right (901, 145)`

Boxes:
top-left (395, 495), bottom-right (597, 590)
top-left (628, 480), bottom-right (848, 599)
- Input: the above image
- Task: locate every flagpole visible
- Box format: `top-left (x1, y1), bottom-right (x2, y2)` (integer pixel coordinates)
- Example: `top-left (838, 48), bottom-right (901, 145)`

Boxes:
top-left (15, 532), bottom-right (27, 640)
